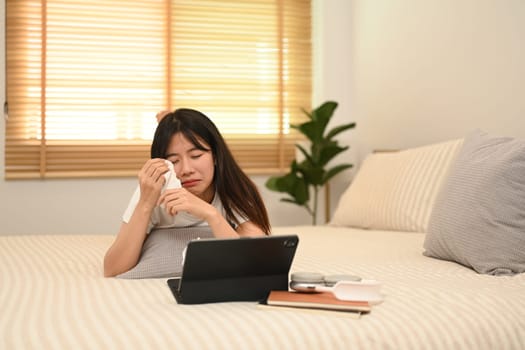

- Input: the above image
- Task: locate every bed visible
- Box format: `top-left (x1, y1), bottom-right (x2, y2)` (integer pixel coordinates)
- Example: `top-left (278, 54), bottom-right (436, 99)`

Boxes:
top-left (2, 130), bottom-right (525, 349)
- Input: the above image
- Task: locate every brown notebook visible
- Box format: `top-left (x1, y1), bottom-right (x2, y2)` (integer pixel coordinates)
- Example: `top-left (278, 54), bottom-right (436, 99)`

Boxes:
top-left (263, 290), bottom-right (372, 313)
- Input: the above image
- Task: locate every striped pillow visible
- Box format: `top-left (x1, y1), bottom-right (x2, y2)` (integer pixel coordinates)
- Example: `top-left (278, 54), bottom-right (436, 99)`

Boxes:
top-left (330, 139), bottom-right (463, 232)
top-left (423, 130), bottom-right (525, 275)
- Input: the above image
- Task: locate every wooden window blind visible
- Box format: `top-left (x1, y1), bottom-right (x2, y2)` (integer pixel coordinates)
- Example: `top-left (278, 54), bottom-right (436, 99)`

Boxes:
top-left (5, 0), bottom-right (311, 179)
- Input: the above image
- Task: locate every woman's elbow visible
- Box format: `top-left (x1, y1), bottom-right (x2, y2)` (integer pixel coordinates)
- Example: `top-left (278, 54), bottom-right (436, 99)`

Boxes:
top-left (103, 261), bottom-right (116, 278)
top-left (103, 267), bottom-right (117, 278)
top-left (103, 254), bottom-right (121, 278)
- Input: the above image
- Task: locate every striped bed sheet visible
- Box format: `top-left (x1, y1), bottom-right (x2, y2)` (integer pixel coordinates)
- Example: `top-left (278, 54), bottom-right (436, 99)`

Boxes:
top-left (1, 226), bottom-right (524, 350)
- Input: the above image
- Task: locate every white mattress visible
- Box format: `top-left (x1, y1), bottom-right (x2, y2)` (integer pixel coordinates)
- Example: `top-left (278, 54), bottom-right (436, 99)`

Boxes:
top-left (1, 226), bottom-right (524, 349)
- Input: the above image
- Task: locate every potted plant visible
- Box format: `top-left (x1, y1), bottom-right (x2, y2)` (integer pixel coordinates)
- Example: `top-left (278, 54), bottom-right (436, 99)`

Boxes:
top-left (265, 101), bottom-right (356, 225)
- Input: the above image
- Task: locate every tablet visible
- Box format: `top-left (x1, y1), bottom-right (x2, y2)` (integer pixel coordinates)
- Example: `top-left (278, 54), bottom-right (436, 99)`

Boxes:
top-left (167, 235), bottom-right (299, 304)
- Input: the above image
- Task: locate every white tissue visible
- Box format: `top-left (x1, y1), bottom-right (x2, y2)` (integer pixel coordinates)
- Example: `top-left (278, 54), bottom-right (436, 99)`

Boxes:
top-left (162, 160), bottom-right (181, 192)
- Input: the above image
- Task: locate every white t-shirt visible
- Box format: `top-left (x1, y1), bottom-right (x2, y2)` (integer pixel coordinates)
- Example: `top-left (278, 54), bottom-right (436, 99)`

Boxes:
top-left (122, 185), bottom-right (247, 233)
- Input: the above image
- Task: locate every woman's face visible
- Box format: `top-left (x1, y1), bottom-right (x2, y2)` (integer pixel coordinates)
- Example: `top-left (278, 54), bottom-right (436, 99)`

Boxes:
top-left (165, 132), bottom-right (215, 202)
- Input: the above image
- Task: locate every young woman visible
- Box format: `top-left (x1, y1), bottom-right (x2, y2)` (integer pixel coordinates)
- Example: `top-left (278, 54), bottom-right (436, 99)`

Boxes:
top-left (104, 108), bottom-right (270, 277)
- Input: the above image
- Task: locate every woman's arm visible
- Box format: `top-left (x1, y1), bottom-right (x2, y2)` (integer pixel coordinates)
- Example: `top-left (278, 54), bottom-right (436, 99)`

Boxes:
top-left (205, 207), bottom-right (265, 238)
top-left (159, 188), bottom-right (265, 238)
top-left (103, 210), bottom-right (150, 277)
top-left (103, 158), bottom-right (169, 277)
top-left (235, 220), bottom-right (266, 237)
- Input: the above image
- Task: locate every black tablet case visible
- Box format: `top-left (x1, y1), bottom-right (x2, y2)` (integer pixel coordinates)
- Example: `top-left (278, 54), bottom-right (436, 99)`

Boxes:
top-left (167, 235), bottom-right (299, 304)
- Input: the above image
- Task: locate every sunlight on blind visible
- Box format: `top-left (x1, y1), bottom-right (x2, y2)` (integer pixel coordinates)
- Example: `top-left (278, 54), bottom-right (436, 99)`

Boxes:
top-left (6, 0), bottom-right (311, 178)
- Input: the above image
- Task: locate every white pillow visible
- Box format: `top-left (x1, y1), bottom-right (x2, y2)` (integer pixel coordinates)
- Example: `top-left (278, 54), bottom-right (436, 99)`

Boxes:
top-left (330, 139), bottom-right (463, 232)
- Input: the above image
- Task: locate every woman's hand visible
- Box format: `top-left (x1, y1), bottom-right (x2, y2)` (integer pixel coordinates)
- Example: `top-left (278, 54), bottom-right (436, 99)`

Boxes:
top-left (158, 187), bottom-right (215, 221)
top-left (137, 158), bottom-right (170, 208)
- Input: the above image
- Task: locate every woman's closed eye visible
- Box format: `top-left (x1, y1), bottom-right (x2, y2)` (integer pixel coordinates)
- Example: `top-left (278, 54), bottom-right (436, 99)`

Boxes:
top-left (166, 153), bottom-right (202, 164)
top-left (191, 153), bottom-right (203, 160)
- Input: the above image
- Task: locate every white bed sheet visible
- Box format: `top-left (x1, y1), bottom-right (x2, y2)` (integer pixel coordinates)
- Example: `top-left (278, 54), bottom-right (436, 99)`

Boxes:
top-left (1, 226), bottom-right (524, 349)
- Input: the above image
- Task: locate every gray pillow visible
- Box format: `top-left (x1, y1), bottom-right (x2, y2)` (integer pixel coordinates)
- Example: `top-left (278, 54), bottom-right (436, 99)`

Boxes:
top-left (423, 130), bottom-right (525, 275)
top-left (117, 226), bottom-right (214, 279)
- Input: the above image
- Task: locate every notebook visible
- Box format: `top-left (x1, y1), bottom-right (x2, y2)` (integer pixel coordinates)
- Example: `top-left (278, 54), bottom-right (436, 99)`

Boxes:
top-left (167, 235), bottom-right (299, 304)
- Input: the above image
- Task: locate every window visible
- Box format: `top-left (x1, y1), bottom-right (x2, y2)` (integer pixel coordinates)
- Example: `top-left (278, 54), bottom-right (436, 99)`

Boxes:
top-left (5, 0), bottom-right (311, 179)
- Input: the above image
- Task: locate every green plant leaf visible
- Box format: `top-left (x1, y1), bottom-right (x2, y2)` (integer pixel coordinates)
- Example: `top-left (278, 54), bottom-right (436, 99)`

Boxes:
top-left (265, 171), bottom-right (310, 205)
top-left (300, 107), bottom-right (313, 120)
top-left (264, 176), bottom-right (282, 191)
top-left (295, 143), bottom-right (314, 164)
top-left (296, 161), bottom-right (325, 185)
top-left (310, 101), bottom-right (337, 140)
top-left (293, 181), bottom-right (310, 205)
top-left (268, 172), bottom-right (296, 192)
top-left (318, 143), bottom-right (349, 167)
top-left (281, 198), bottom-right (300, 205)
top-left (292, 121), bottom-right (319, 142)
top-left (316, 100), bottom-right (338, 114)
top-left (325, 122), bottom-right (356, 140)
top-left (323, 164), bottom-right (353, 183)
top-left (264, 100), bottom-right (355, 225)
top-left (293, 101), bottom-right (339, 143)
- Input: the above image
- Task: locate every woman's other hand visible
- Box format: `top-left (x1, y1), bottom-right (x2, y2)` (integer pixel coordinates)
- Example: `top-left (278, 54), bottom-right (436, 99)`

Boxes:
top-left (159, 187), bottom-right (215, 221)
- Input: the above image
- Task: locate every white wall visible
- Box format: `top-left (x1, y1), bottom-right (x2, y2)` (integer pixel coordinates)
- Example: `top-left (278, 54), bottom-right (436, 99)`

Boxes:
top-left (2, 0), bottom-right (525, 235)
top-left (349, 0), bottom-right (525, 158)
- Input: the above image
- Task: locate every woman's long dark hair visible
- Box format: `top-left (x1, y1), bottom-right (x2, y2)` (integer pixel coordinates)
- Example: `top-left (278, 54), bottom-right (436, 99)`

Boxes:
top-left (151, 108), bottom-right (271, 235)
